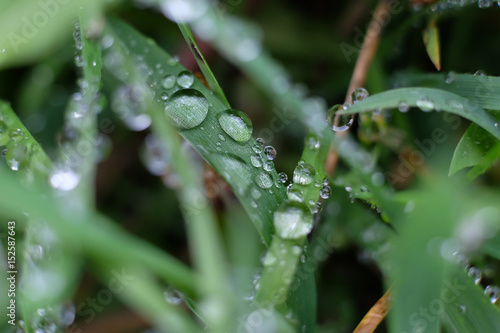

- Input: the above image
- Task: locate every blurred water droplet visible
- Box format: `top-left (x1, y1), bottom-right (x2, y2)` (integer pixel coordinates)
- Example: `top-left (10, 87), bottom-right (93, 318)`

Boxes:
top-left (9, 128), bottom-right (24, 143)
top-left (468, 266), bottom-right (482, 285)
top-left (484, 285), bottom-right (499, 303)
top-left (112, 85), bottom-right (152, 131)
top-left (264, 146), bottom-right (277, 160)
top-left (474, 69), bottom-right (486, 76)
top-left (6, 143), bottom-right (29, 171)
top-left (177, 71), bottom-right (194, 88)
top-left (250, 155), bottom-right (263, 168)
top-left (351, 88), bottom-right (369, 104)
top-left (445, 71), bottom-right (456, 84)
top-left (278, 172), bottom-right (288, 183)
top-left (255, 172), bottom-right (273, 189)
top-left (217, 109), bottom-right (253, 143)
top-left (50, 168), bottom-right (81, 191)
top-left (235, 38), bottom-right (262, 62)
top-left (398, 101), bottom-right (409, 113)
top-left (320, 185), bottom-right (331, 199)
top-left (164, 287), bottom-right (183, 305)
top-left (272, 76), bottom-right (290, 94)
top-left (416, 97), bottom-right (434, 112)
top-left (286, 183), bottom-right (292, 194)
top-left (251, 186), bottom-right (261, 200)
top-left (327, 104), bottom-right (353, 132)
top-left (306, 134), bottom-right (320, 150)
top-left (61, 302), bottom-right (76, 326)
top-left (293, 163), bottom-right (316, 185)
top-left (160, 0), bottom-right (208, 22)
top-left (274, 202), bottom-right (313, 239)
top-left (162, 74), bottom-right (176, 89)
top-left (165, 89), bottom-right (208, 129)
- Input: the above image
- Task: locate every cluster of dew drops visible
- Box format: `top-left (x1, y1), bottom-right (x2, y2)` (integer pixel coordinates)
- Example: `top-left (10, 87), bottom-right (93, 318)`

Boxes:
top-left (458, 256), bottom-right (500, 305)
top-left (420, 0), bottom-right (500, 12)
top-left (12, 303), bottom-right (76, 333)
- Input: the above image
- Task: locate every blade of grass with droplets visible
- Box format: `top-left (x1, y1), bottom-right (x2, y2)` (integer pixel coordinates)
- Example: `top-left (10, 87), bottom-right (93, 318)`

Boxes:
top-left (338, 87), bottom-right (500, 141)
top-left (104, 16), bottom-right (286, 246)
top-left (443, 267), bottom-right (500, 332)
top-left (177, 23), bottom-right (230, 107)
top-left (394, 73), bottom-right (500, 111)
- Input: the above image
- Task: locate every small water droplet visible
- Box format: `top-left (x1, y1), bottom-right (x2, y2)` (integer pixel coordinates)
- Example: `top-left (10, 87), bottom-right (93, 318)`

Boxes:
top-left (327, 104), bottom-right (353, 132)
top-left (61, 302), bottom-right (76, 326)
top-left (278, 172), bottom-right (288, 183)
top-left (256, 137), bottom-right (265, 147)
top-left (398, 101), bottom-right (409, 113)
top-left (251, 186), bottom-right (261, 200)
top-left (217, 109), bottom-right (253, 143)
top-left (351, 87), bottom-right (369, 104)
top-left (286, 183), bottom-right (292, 194)
top-left (320, 185), bottom-right (331, 199)
top-left (263, 161), bottom-right (273, 172)
top-left (177, 70), bottom-right (194, 88)
top-left (306, 134), bottom-right (320, 150)
top-left (164, 287), bottom-right (183, 305)
top-left (167, 56), bottom-right (179, 67)
top-left (255, 172), bottom-right (273, 189)
top-left (468, 266), bottom-right (482, 285)
top-left (162, 74), bottom-right (176, 89)
top-left (274, 202), bottom-right (313, 239)
top-left (474, 69), bottom-right (487, 76)
top-left (416, 97), bottom-right (434, 112)
top-left (445, 71), bottom-right (456, 84)
top-left (165, 89), bottom-right (209, 129)
top-left (484, 285), bottom-right (499, 303)
top-left (250, 155), bottom-right (262, 168)
top-left (293, 163), bottom-right (316, 185)
top-left (264, 146), bottom-right (277, 160)
top-left (494, 123), bottom-right (498, 127)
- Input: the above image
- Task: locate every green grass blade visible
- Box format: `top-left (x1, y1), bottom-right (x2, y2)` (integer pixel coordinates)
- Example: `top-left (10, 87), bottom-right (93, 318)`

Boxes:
top-left (104, 16), bottom-right (286, 246)
top-left (466, 141), bottom-right (500, 180)
top-left (422, 16), bottom-right (441, 71)
top-left (338, 87), bottom-right (500, 140)
top-left (394, 73), bottom-right (500, 111)
top-left (177, 23), bottom-right (230, 108)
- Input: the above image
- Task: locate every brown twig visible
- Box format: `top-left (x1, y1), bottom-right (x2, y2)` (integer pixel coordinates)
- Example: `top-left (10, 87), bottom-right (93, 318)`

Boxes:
top-left (326, 0), bottom-right (391, 176)
top-left (353, 287), bottom-right (392, 333)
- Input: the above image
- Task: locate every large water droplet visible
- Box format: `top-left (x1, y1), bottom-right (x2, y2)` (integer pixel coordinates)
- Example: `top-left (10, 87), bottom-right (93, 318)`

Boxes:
top-left (293, 163), bottom-right (316, 185)
top-left (162, 74), bottom-right (176, 89)
top-left (0, 121), bottom-right (10, 146)
top-left (165, 89), bottom-right (209, 129)
top-left (327, 104), bottom-right (353, 132)
top-left (217, 109), bottom-right (253, 143)
top-left (351, 88), bottom-right (369, 104)
top-left (416, 97), bottom-right (434, 112)
top-left (274, 202), bottom-right (313, 239)
top-left (255, 172), bottom-right (273, 189)
top-left (177, 71), bottom-right (194, 88)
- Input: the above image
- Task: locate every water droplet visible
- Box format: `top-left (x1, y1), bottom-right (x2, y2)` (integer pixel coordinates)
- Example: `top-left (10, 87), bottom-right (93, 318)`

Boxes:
top-left (264, 146), bottom-right (277, 160)
top-left (468, 266), bottom-right (482, 285)
top-left (398, 101), bottom-right (409, 113)
top-left (162, 74), bottom-right (176, 89)
top-left (164, 287), bottom-right (183, 305)
top-left (495, 123), bottom-right (499, 127)
top-left (416, 97), bottom-right (434, 112)
top-left (293, 163), bottom-right (316, 185)
top-left (177, 70), bottom-right (194, 88)
top-left (474, 69), bottom-right (487, 76)
top-left (274, 202), bottom-right (313, 239)
top-left (288, 189), bottom-right (304, 203)
top-left (112, 85), bottom-right (152, 131)
top-left (320, 185), bottom-right (331, 199)
top-left (9, 128), bottom-right (24, 143)
top-left (61, 302), bottom-right (76, 326)
top-left (250, 155), bottom-right (263, 168)
top-left (217, 109), bottom-right (253, 143)
top-left (6, 143), bottom-right (29, 171)
top-left (251, 186), bottom-right (261, 200)
top-left (458, 304), bottom-right (466, 314)
top-left (160, 0), bottom-right (208, 23)
top-left (165, 89), bottom-right (209, 129)
top-left (255, 172), bottom-right (273, 189)
top-left (306, 134), bottom-right (320, 150)
top-left (235, 38), bottom-right (262, 62)
top-left (345, 186), bottom-right (352, 192)
top-left (314, 202), bottom-right (322, 214)
top-left (101, 35), bottom-right (114, 49)
top-left (0, 121), bottom-right (10, 146)
top-left (484, 285), bottom-right (499, 303)
top-left (445, 71), bottom-right (456, 84)
top-left (351, 88), bottom-right (369, 104)
top-left (263, 161), bottom-right (273, 172)
top-left (278, 172), bottom-right (288, 183)
top-left (50, 168), bottom-right (81, 191)
top-left (327, 104), bottom-right (353, 132)
top-left (286, 183), bottom-right (292, 194)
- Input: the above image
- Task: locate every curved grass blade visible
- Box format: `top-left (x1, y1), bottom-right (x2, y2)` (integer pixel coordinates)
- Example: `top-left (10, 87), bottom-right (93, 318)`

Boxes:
top-left (449, 123), bottom-right (499, 176)
top-left (466, 141), bottom-right (500, 180)
top-left (104, 16), bottom-right (286, 246)
top-left (338, 87), bottom-right (500, 140)
top-left (177, 23), bottom-right (230, 108)
top-left (394, 73), bottom-right (500, 111)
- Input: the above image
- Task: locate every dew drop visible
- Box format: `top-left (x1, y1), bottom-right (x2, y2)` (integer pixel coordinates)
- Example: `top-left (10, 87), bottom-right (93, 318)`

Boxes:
top-left (351, 88), bottom-right (369, 104)
top-left (251, 186), bottom-right (261, 200)
top-left (264, 146), bottom-right (277, 160)
top-left (112, 85), bottom-right (152, 131)
top-left (6, 143), bottom-right (29, 171)
top-left (327, 104), bottom-right (353, 132)
top-left (416, 97), bottom-right (434, 112)
top-left (0, 121), bottom-right (10, 146)
top-left (306, 134), bottom-right (320, 150)
top-left (177, 70), bottom-right (194, 88)
top-left (484, 285), bottom-right (499, 303)
top-left (474, 69), bottom-right (486, 76)
top-left (274, 202), bottom-right (313, 239)
top-left (263, 161), bottom-right (273, 172)
top-left (320, 185), bottom-right (331, 199)
top-left (9, 128), bottom-right (24, 143)
top-left (495, 123), bottom-right (499, 127)
top-left (162, 74), bottom-right (176, 89)
top-left (293, 163), bottom-right (316, 185)
top-left (445, 71), bottom-right (456, 84)
top-left (165, 89), bottom-right (209, 129)
top-left (467, 266), bottom-right (482, 285)
top-left (398, 101), bottom-right (409, 113)
top-left (286, 183), bottom-right (292, 194)
top-left (255, 172), bottom-right (273, 189)
top-left (217, 109), bottom-right (253, 143)
top-left (164, 287), bottom-right (183, 305)
top-left (278, 172), bottom-right (288, 183)
top-left (250, 155), bottom-right (263, 168)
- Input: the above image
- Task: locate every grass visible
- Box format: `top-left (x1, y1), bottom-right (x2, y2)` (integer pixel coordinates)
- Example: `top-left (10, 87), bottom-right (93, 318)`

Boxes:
top-left (1, 1), bottom-right (500, 333)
